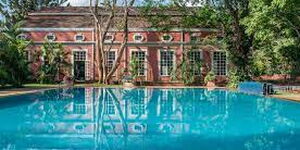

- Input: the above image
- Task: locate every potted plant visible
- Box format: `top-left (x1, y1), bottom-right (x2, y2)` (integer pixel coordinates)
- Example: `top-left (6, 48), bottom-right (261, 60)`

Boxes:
top-left (204, 71), bottom-right (216, 87)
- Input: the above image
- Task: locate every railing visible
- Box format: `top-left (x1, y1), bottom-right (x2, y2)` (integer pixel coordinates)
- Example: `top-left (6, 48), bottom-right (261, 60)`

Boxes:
top-left (273, 86), bottom-right (300, 93)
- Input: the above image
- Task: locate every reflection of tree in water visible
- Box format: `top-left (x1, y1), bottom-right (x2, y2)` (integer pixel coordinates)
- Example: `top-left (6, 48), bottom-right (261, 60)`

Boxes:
top-left (244, 96), bottom-right (297, 150)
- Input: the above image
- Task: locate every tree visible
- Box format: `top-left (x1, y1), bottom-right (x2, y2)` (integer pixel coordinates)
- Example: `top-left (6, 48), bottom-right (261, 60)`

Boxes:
top-left (37, 42), bottom-right (71, 84)
top-left (143, 0), bottom-right (254, 80)
top-left (0, 21), bottom-right (31, 87)
top-left (0, 0), bottom-right (69, 24)
top-left (242, 0), bottom-right (300, 77)
top-left (89, 0), bottom-right (136, 84)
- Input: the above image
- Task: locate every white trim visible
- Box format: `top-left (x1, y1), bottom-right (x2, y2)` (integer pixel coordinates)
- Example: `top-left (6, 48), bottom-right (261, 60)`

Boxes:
top-left (74, 33), bottom-right (85, 42)
top-left (158, 49), bottom-right (176, 77)
top-left (187, 49), bottom-right (203, 76)
top-left (189, 49), bottom-right (203, 59)
top-left (130, 49), bottom-right (148, 78)
top-left (32, 41), bottom-right (95, 44)
top-left (104, 33), bottom-right (115, 43)
top-left (21, 27), bottom-right (219, 32)
top-left (45, 33), bottom-right (56, 41)
top-left (105, 49), bottom-right (117, 77)
top-left (17, 33), bottom-right (28, 40)
top-left (71, 49), bottom-right (88, 81)
top-left (133, 33), bottom-right (145, 42)
top-left (22, 28), bottom-right (94, 32)
top-left (211, 51), bottom-right (228, 76)
top-left (29, 13), bottom-right (91, 16)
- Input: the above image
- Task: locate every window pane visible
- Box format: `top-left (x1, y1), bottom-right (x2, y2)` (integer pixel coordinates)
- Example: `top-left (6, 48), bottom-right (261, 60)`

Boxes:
top-left (188, 51), bottom-right (202, 75)
top-left (74, 51), bottom-right (86, 61)
top-left (134, 35), bottom-right (143, 41)
top-left (160, 51), bottom-right (174, 76)
top-left (76, 35), bottom-right (84, 41)
top-left (213, 52), bottom-right (227, 76)
top-left (132, 51), bottom-right (146, 76)
top-left (105, 51), bottom-right (116, 73)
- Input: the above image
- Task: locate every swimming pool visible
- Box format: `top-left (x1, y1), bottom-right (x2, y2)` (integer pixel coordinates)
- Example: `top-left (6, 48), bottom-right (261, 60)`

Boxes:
top-left (0, 88), bottom-right (299, 149)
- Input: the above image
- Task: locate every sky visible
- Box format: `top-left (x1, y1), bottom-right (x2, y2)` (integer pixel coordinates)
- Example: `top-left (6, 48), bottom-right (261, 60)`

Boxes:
top-left (68, 0), bottom-right (88, 6)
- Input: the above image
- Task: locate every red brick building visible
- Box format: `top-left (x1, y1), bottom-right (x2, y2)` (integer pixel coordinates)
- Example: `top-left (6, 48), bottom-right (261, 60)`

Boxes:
top-left (22, 7), bottom-right (227, 85)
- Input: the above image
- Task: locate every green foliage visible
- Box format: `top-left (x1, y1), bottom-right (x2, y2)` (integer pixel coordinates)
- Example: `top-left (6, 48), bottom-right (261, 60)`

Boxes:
top-left (179, 58), bottom-right (202, 85)
top-left (0, 21), bottom-right (31, 87)
top-left (37, 42), bottom-right (71, 84)
top-left (129, 56), bottom-right (139, 80)
top-left (204, 71), bottom-right (216, 84)
top-left (0, 0), bottom-right (69, 24)
top-left (227, 68), bottom-right (241, 89)
top-left (242, 0), bottom-right (300, 77)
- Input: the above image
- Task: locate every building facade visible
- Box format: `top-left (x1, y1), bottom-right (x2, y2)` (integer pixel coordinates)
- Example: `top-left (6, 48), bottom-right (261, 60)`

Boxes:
top-left (22, 7), bottom-right (228, 85)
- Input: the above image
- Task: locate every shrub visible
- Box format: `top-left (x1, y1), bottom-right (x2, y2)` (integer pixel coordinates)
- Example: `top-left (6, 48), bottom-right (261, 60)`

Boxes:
top-left (37, 42), bottom-right (71, 84)
top-left (204, 71), bottom-right (216, 84)
top-left (227, 68), bottom-right (241, 89)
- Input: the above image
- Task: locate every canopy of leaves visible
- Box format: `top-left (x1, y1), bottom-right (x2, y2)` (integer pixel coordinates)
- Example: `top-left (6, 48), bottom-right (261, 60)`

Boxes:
top-left (0, 0), bottom-right (69, 24)
top-left (242, 0), bottom-right (300, 76)
top-left (0, 21), bottom-right (31, 87)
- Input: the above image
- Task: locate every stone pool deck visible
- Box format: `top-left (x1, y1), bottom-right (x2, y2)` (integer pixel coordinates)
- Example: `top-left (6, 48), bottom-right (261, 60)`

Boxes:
top-left (1, 85), bottom-right (300, 102)
top-left (0, 87), bottom-right (53, 97)
top-left (272, 93), bottom-right (300, 102)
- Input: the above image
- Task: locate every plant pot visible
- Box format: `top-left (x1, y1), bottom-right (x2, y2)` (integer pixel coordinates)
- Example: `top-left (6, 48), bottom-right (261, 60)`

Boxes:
top-left (206, 81), bottom-right (216, 87)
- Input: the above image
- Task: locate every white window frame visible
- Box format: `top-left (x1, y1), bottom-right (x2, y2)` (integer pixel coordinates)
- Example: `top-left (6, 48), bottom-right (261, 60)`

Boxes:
top-left (104, 49), bottom-right (117, 75)
top-left (129, 89), bottom-right (148, 116)
top-left (133, 33), bottom-right (144, 42)
top-left (157, 89), bottom-right (177, 116)
top-left (130, 49), bottom-right (148, 77)
top-left (211, 51), bottom-right (227, 76)
top-left (187, 49), bottom-right (203, 76)
top-left (158, 49), bottom-right (176, 76)
top-left (24, 50), bottom-right (31, 62)
top-left (45, 33), bottom-right (56, 41)
top-left (74, 33), bottom-right (85, 42)
top-left (71, 49), bottom-right (88, 81)
top-left (190, 33), bottom-right (202, 42)
top-left (161, 34), bottom-right (173, 42)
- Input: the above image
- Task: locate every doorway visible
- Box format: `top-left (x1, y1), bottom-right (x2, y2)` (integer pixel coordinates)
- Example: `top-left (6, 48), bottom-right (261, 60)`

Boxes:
top-left (73, 51), bottom-right (86, 82)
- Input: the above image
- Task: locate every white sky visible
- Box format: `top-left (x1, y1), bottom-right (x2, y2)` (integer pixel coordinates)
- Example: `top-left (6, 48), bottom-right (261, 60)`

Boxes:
top-left (68, 0), bottom-right (89, 6)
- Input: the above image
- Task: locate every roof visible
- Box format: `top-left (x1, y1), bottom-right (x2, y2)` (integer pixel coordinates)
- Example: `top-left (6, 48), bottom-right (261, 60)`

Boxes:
top-left (24, 7), bottom-right (199, 29)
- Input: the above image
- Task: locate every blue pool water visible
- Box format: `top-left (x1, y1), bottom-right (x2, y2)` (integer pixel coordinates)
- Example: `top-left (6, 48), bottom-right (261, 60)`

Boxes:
top-left (0, 88), bottom-right (300, 150)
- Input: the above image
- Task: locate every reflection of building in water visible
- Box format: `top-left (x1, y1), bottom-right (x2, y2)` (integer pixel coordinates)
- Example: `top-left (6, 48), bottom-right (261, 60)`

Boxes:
top-left (158, 89), bottom-right (176, 117)
top-left (20, 88), bottom-right (96, 149)
top-left (19, 88), bottom-right (230, 149)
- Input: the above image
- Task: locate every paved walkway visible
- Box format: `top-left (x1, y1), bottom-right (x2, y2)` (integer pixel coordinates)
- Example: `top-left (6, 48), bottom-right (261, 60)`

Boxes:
top-left (272, 94), bottom-right (300, 102)
top-left (1, 85), bottom-right (300, 103)
top-left (0, 88), bottom-right (50, 97)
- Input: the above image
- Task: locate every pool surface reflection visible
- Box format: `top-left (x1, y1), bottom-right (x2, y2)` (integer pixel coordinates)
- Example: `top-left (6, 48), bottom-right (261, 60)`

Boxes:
top-left (0, 88), bottom-right (300, 150)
